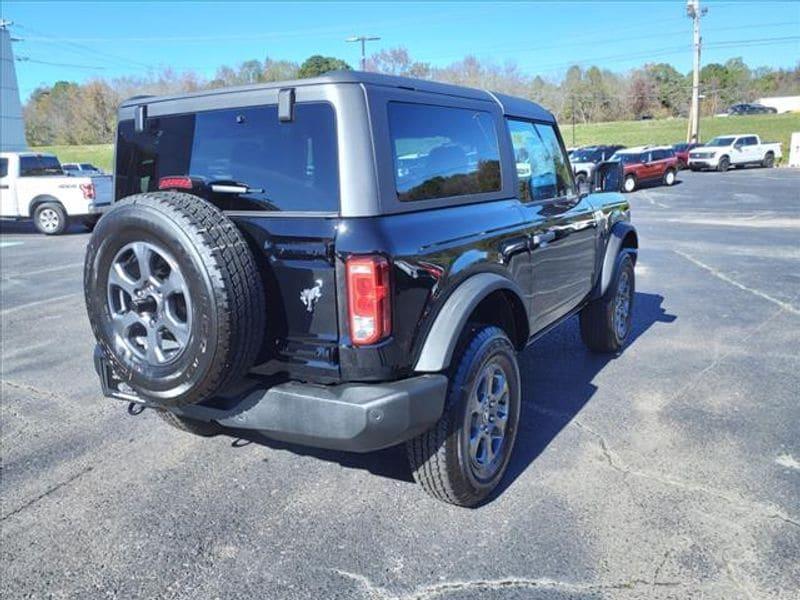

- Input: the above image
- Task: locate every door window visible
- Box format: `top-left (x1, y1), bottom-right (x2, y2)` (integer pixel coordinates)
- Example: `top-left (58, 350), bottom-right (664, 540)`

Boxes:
top-left (507, 119), bottom-right (574, 202)
top-left (0, 158), bottom-right (8, 178)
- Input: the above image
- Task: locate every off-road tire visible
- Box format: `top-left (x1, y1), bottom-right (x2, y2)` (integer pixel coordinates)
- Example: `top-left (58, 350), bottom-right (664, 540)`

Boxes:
top-left (84, 191), bottom-right (265, 407)
top-left (407, 326), bottom-right (521, 507)
top-left (717, 156), bottom-right (730, 172)
top-left (157, 409), bottom-right (221, 437)
top-left (762, 152), bottom-right (775, 168)
top-left (580, 253), bottom-right (635, 353)
top-left (33, 202), bottom-right (68, 235)
top-left (623, 174), bottom-right (637, 193)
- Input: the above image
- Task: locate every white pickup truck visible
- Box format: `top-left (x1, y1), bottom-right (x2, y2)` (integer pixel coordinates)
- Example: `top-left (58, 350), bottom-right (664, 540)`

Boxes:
top-left (0, 152), bottom-right (112, 235)
top-left (687, 134), bottom-right (782, 172)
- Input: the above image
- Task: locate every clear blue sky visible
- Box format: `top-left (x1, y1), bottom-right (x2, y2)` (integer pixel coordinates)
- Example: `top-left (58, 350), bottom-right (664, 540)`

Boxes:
top-left (4, 1), bottom-right (799, 101)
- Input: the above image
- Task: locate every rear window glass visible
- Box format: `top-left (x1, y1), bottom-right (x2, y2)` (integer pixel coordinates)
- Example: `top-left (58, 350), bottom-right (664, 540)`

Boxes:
top-left (388, 102), bottom-right (501, 202)
top-left (20, 155), bottom-right (63, 177)
top-left (115, 103), bottom-right (339, 212)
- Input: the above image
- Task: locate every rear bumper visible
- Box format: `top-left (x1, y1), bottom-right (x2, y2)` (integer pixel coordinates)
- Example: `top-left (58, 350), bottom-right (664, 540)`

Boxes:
top-left (95, 348), bottom-right (447, 453)
top-left (87, 202), bottom-right (111, 215)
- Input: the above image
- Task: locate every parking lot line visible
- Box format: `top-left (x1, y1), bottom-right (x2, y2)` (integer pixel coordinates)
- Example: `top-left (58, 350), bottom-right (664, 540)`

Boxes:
top-left (0, 292), bottom-right (83, 316)
top-left (1, 262), bottom-right (84, 279)
top-left (674, 249), bottom-right (800, 316)
top-left (0, 241), bottom-right (24, 249)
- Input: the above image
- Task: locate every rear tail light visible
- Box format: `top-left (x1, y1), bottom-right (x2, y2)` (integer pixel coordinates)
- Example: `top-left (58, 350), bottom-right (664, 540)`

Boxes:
top-left (346, 255), bottom-right (391, 346)
top-left (158, 176), bottom-right (193, 190)
top-left (79, 182), bottom-right (95, 199)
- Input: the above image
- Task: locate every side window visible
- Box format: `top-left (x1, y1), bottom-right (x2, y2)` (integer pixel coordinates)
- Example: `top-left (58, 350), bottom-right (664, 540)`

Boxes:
top-left (651, 150), bottom-right (663, 161)
top-left (745, 136), bottom-right (758, 146)
top-left (507, 119), bottom-right (574, 202)
top-left (19, 156), bottom-right (38, 177)
top-left (0, 158), bottom-right (8, 178)
top-left (388, 102), bottom-right (501, 202)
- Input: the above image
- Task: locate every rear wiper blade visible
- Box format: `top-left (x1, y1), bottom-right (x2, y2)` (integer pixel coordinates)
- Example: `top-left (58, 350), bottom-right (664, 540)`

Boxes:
top-left (209, 181), bottom-right (265, 194)
top-left (206, 180), bottom-right (278, 211)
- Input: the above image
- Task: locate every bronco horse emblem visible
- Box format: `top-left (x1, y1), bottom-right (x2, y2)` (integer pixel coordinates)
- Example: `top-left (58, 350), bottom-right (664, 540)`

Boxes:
top-left (300, 279), bottom-right (324, 312)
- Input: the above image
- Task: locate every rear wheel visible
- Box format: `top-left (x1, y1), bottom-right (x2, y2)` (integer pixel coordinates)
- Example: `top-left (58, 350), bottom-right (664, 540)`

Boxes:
top-left (762, 152), bottom-right (775, 168)
top-left (717, 156), bottom-right (730, 172)
top-left (580, 253), bottom-right (635, 353)
top-left (663, 168), bottom-right (676, 186)
top-left (623, 174), bottom-right (637, 193)
top-left (84, 191), bottom-right (265, 407)
top-left (407, 325), bottom-right (521, 507)
top-left (34, 202), bottom-right (67, 235)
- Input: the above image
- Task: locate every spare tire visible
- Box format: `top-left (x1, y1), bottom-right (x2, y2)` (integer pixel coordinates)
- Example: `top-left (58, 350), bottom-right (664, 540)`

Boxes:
top-left (84, 192), bottom-right (265, 407)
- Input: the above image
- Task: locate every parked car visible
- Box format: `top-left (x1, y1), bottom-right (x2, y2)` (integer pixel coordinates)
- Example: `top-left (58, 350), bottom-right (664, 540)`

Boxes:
top-left (0, 152), bottom-right (112, 234)
top-left (611, 146), bottom-right (679, 192)
top-left (687, 134), bottom-right (782, 171)
top-left (727, 103), bottom-right (778, 116)
top-left (672, 142), bottom-right (703, 169)
top-left (84, 72), bottom-right (637, 507)
top-left (63, 162), bottom-right (105, 176)
top-left (570, 145), bottom-right (626, 187)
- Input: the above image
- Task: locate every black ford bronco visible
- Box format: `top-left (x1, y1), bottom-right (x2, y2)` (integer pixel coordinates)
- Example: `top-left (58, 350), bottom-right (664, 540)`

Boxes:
top-left (85, 72), bottom-right (636, 506)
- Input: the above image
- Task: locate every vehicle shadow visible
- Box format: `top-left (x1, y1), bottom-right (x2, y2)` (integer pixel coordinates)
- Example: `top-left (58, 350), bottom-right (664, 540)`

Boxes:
top-left (0, 220), bottom-right (90, 236)
top-left (225, 292), bottom-right (677, 497)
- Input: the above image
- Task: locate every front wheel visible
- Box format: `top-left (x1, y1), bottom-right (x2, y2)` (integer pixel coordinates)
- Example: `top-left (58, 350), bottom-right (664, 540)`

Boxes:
top-left (623, 174), bottom-right (637, 193)
top-left (580, 253), bottom-right (635, 353)
top-left (34, 202), bottom-right (67, 235)
top-left (717, 156), bottom-right (730, 172)
top-left (407, 326), bottom-right (521, 507)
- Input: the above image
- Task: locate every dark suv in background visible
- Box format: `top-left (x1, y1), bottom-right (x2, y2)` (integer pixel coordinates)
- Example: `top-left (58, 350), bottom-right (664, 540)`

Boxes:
top-left (85, 72), bottom-right (637, 506)
top-left (569, 144), bottom-right (626, 187)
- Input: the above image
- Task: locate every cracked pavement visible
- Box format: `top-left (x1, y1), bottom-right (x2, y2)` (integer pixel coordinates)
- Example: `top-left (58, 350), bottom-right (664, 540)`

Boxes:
top-left (2, 168), bottom-right (799, 598)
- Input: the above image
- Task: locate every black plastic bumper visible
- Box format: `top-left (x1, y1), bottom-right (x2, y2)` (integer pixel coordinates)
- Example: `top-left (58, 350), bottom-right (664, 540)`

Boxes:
top-left (95, 347), bottom-right (448, 453)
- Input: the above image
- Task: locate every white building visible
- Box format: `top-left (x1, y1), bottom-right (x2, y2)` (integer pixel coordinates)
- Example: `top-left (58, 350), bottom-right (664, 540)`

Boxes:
top-left (1, 20), bottom-right (27, 152)
top-left (757, 95), bottom-right (800, 114)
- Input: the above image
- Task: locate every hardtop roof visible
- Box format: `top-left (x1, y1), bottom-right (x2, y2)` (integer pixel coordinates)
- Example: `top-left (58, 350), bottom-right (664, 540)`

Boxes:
top-left (118, 70), bottom-right (554, 122)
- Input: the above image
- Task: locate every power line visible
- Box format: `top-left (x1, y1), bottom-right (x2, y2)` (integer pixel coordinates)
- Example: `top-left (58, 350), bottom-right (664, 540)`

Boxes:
top-left (16, 56), bottom-right (106, 70)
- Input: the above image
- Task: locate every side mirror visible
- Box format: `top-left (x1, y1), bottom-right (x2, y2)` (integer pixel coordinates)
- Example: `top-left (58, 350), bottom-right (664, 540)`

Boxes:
top-left (578, 178), bottom-right (591, 196)
top-left (592, 161), bottom-right (623, 193)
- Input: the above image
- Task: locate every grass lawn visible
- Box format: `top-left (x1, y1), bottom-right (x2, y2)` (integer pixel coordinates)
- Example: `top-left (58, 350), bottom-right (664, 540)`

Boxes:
top-left (31, 144), bottom-right (114, 172)
top-left (31, 113), bottom-right (800, 171)
top-left (565, 113), bottom-right (800, 162)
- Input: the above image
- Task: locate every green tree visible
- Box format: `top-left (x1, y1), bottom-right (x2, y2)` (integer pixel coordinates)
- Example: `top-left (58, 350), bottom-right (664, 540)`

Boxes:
top-left (297, 55), bottom-right (351, 78)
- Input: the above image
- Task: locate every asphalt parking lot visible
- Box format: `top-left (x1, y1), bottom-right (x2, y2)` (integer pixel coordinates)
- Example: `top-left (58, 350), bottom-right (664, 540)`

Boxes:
top-left (1, 167), bottom-right (799, 599)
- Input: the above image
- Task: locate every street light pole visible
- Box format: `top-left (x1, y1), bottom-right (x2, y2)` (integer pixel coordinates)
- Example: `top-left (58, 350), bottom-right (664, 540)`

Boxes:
top-left (346, 35), bottom-right (381, 71)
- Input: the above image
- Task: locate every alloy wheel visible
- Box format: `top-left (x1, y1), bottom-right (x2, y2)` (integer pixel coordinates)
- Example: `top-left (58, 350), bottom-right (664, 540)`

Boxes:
top-left (106, 241), bottom-right (192, 365)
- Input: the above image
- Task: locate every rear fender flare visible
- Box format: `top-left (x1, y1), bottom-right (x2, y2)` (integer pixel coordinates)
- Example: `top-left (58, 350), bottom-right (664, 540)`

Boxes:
top-left (28, 195), bottom-right (62, 218)
top-left (595, 222), bottom-right (638, 298)
top-left (414, 273), bottom-right (526, 373)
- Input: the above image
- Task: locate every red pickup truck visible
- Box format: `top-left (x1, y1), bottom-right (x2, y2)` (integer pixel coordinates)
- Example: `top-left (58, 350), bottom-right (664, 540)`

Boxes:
top-left (612, 146), bottom-right (679, 192)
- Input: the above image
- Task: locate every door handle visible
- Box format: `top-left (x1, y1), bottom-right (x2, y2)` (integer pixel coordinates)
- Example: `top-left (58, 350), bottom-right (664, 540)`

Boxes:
top-left (531, 231), bottom-right (556, 248)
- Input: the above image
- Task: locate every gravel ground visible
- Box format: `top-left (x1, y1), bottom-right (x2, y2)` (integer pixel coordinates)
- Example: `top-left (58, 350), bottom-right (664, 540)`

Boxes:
top-left (1, 167), bottom-right (799, 599)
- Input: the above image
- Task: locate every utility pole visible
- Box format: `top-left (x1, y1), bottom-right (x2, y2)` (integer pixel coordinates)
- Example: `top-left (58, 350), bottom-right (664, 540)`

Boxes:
top-left (571, 95), bottom-right (576, 147)
top-left (686, 0), bottom-right (707, 143)
top-left (346, 35), bottom-right (381, 71)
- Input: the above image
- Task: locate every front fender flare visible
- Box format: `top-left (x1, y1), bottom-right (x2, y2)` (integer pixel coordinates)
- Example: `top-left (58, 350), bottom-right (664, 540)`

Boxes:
top-left (596, 222), bottom-right (638, 298)
top-left (414, 273), bottom-right (526, 373)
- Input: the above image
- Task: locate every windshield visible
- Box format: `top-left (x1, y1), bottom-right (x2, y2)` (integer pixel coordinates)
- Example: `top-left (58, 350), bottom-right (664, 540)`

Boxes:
top-left (706, 137), bottom-right (736, 147)
top-left (614, 153), bottom-right (644, 164)
top-left (571, 149), bottom-right (602, 163)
